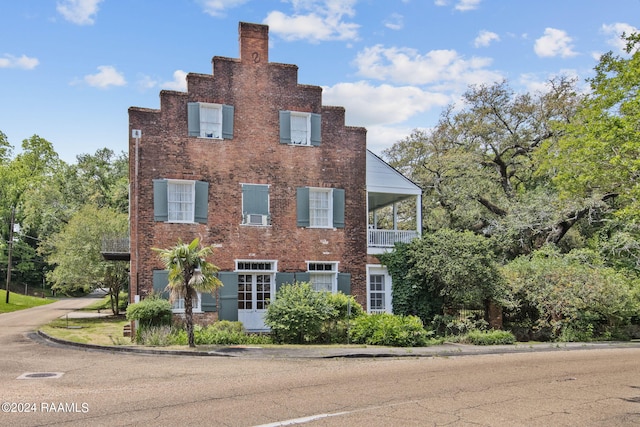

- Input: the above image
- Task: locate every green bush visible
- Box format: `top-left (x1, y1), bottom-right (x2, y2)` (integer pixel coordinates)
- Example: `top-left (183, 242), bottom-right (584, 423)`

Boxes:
top-left (349, 313), bottom-right (431, 347)
top-left (265, 282), bottom-right (336, 344)
top-left (137, 325), bottom-right (178, 346)
top-left (167, 322), bottom-right (271, 346)
top-left (461, 330), bottom-right (515, 345)
top-left (322, 292), bottom-right (364, 344)
top-left (125, 296), bottom-right (173, 329)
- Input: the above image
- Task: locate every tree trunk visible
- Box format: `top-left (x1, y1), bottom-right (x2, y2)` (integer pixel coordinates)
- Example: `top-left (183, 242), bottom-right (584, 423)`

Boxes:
top-left (185, 282), bottom-right (195, 348)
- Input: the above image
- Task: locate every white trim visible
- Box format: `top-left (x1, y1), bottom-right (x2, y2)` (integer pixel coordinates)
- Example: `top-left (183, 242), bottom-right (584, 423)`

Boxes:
top-left (235, 260), bottom-right (278, 272)
top-left (166, 179), bottom-right (195, 223)
top-left (171, 292), bottom-right (203, 314)
top-left (309, 187), bottom-right (333, 228)
top-left (307, 261), bottom-right (339, 293)
top-left (290, 111), bottom-right (311, 146)
top-left (366, 264), bottom-right (392, 314)
top-left (198, 102), bottom-right (223, 139)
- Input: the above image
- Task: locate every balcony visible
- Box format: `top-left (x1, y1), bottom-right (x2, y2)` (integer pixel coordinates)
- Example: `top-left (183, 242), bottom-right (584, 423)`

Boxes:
top-left (101, 237), bottom-right (130, 261)
top-left (368, 229), bottom-right (420, 248)
top-left (366, 150), bottom-right (422, 254)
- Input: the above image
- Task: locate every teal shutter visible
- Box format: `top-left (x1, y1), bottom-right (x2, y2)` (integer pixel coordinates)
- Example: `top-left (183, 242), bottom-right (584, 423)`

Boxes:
top-left (333, 188), bottom-right (345, 228)
top-left (218, 272), bottom-right (238, 321)
top-left (152, 270), bottom-right (170, 298)
top-left (296, 187), bottom-right (310, 227)
top-left (337, 273), bottom-right (351, 295)
top-left (222, 104), bottom-right (234, 139)
top-left (279, 111), bottom-right (291, 144)
top-left (275, 273), bottom-right (295, 293)
top-left (310, 113), bottom-right (321, 146)
top-left (194, 181), bottom-right (209, 224)
top-left (295, 272), bottom-right (310, 284)
top-left (201, 292), bottom-right (216, 312)
top-left (153, 179), bottom-right (168, 222)
top-left (242, 184), bottom-right (269, 215)
top-left (188, 102), bottom-right (200, 137)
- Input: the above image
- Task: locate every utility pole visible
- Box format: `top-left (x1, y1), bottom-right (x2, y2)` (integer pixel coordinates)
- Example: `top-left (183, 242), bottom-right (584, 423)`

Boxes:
top-left (5, 206), bottom-right (15, 304)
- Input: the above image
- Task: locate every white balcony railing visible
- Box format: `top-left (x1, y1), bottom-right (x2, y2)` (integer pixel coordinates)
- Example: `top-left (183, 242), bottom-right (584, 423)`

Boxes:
top-left (368, 229), bottom-right (419, 248)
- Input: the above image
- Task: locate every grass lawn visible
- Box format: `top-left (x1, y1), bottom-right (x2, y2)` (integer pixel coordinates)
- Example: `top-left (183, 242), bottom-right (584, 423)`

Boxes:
top-left (0, 290), bottom-right (55, 313)
top-left (40, 316), bottom-right (131, 346)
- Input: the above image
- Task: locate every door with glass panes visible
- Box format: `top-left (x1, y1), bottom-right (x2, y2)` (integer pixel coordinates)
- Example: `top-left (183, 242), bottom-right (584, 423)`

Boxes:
top-left (237, 273), bottom-right (273, 331)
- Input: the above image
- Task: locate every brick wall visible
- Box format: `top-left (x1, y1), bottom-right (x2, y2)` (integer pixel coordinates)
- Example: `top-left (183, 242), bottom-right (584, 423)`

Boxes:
top-left (129, 22), bottom-right (369, 307)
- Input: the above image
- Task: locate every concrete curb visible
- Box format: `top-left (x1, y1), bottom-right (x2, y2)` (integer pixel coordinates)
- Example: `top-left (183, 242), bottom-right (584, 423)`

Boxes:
top-left (32, 330), bottom-right (640, 359)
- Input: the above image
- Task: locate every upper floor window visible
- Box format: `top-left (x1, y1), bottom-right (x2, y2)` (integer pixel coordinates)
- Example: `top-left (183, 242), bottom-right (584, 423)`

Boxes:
top-left (296, 187), bottom-right (345, 229)
top-left (153, 179), bottom-right (209, 224)
top-left (188, 102), bottom-right (234, 139)
top-left (241, 184), bottom-right (270, 226)
top-left (279, 111), bottom-right (321, 146)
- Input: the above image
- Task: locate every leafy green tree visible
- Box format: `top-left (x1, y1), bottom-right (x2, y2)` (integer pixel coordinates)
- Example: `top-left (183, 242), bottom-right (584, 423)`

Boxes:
top-left (540, 32), bottom-right (640, 221)
top-left (380, 229), bottom-right (506, 323)
top-left (45, 204), bottom-right (129, 313)
top-left (383, 78), bottom-right (593, 257)
top-left (153, 238), bottom-right (222, 347)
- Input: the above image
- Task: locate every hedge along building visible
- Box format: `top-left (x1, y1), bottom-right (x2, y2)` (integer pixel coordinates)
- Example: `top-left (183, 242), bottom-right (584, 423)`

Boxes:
top-left (128, 22), bottom-right (422, 331)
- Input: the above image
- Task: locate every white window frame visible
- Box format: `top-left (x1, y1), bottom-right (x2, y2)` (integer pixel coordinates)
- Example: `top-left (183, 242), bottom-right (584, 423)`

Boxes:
top-left (367, 265), bottom-right (392, 314)
top-left (290, 112), bottom-right (311, 146)
top-left (307, 262), bottom-right (338, 293)
top-left (199, 102), bottom-right (223, 139)
top-left (167, 180), bottom-right (195, 223)
top-left (309, 188), bottom-right (332, 228)
top-left (172, 292), bottom-right (202, 314)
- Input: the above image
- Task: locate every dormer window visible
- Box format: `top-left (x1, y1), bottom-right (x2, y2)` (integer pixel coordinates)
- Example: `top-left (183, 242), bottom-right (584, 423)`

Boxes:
top-left (188, 102), bottom-right (234, 139)
top-left (279, 110), bottom-right (321, 146)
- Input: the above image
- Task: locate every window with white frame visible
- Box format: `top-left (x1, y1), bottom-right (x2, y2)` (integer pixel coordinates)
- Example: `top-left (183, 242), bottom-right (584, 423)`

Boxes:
top-left (308, 262), bottom-right (338, 293)
top-left (290, 113), bottom-right (310, 145)
top-left (199, 103), bottom-right (222, 138)
top-left (309, 188), bottom-right (331, 228)
top-left (367, 267), bottom-right (392, 314)
top-left (172, 293), bottom-right (202, 313)
top-left (167, 180), bottom-right (195, 222)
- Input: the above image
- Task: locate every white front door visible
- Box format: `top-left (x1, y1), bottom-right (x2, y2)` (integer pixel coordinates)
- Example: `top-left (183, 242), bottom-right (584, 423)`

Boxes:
top-left (238, 273), bottom-right (272, 331)
top-left (367, 265), bottom-right (392, 314)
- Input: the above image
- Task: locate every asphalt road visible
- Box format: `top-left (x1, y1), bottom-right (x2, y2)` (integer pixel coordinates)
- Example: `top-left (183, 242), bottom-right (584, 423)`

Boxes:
top-left (1, 297), bottom-right (640, 426)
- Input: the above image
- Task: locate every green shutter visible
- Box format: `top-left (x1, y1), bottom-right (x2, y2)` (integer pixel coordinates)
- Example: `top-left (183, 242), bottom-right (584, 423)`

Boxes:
top-left (275, 273), bottom-right (295, 293)
top-left (222, 104), bottom-right (234, 139)
top-left (295, 272), bottom-right (310, 284)
top-left (296, 187), bottom-right (310, 227)
top-left (310, 113), bottom-right (321, 146)
top-left (218, 272), bottom-right (238, 321)
top-left (337, 273), bottom-right (351, 295)
top-left (188, 102), bottom-right (200, 137)
top-left (153, 179), bottom-right (168, 222)
top-left (279, 110), bottom-right (291, 144)
top-left (333, 188), bottom-right (345, 228)
top-left (152, 270), bottom-right (170, 298)
top-left (201, 292), bottom-right (216, 312)
top-left (242, 184), bottom-right (269, 215)
top-left (194, 181), bottom-right (209, 224)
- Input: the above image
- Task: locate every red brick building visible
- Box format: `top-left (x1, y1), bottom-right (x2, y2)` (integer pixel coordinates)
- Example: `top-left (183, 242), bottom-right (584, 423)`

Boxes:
top-left (128, 22), bottom-right (421, 331)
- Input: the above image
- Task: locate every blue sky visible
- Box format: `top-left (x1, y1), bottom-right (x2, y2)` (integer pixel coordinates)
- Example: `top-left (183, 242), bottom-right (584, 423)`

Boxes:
top-left (1, 0), bottom-right (638, 163)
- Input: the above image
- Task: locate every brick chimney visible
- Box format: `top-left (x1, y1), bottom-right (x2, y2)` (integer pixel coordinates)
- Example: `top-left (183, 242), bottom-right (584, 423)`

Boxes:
top-left (239, 22), bottom-right (269, 65)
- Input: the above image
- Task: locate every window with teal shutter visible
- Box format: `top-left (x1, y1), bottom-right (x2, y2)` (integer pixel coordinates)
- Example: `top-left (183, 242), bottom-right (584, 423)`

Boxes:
top-left (279, 110), bottom-right (321, 146)
top-left (242, 184), bottom-right (270, 225)
top-left (153, 179), bottom-right (208, 224)
top-left (296, 187), bottom-right (310, 227)
top-left (194, 181), bottom-right (209, 224)
top-left (218, 272), bottom-right (238, 321)
top-left (153, 180), bottom-right (168, 222)
top-left (296, 187), bottom-right (344, 228)
top-left (188, 102), bottom-right (234, 140)
top-left (332, 188), bottom-right (345, 228)
top-left (279, 111), bottom-right (291, 144)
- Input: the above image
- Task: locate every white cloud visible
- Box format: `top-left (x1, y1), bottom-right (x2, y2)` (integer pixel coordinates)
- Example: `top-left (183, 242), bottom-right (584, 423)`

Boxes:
top-left (197, 0), bottom-right (250, 17)
top-left (474, 30), bottom-right (500, 48)
top-left (0, 54), bottom-right (39, 69)
top-left (534, 28), bottom-right (578, 58)
top-left (434, 0), bottom-right (481, 11)
top-left (601, 22), bottom-right (639, 53)
top-left (455, 0), bottom-right (481, 11)
top-left (75, 65), bottom-right (126, 88)
top-left (161, 70), bottom-right (188, 91)
top-left (353, 44), bottom-right (502, 88)
top-left (384, 13), bottom-right (404, 31)
top-left (322, 81), bottom-right (449, 127)
top-left (264, 0), bottom-right (359, 43)
top-left (56, 0), bottom-right (103, 25)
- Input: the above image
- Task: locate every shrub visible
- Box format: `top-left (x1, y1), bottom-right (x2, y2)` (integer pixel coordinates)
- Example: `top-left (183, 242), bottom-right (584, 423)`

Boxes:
top-left (193, 322), bottom-right (271, 345)
top-left (461, 330), bottom-right (515, 345)
top-left (322, 292), bottom-right (364, 344)
top-left (265, 282), bottom-right (336, 344)
top-left (137, 325), bottom-right (180, 346)
top-left (349, 313), bottom-right (431, 347)
top-left (126, 296), bottom-right (173, 330)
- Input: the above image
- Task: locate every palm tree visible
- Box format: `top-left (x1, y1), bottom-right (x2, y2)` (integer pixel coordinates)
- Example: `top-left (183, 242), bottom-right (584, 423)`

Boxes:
top-left (153, 238), bottom-right (222, 347)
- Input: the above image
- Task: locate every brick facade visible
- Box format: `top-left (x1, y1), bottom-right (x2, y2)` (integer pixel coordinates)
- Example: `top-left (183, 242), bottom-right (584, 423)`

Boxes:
top-left (129, 22), bottom-right (369, 319)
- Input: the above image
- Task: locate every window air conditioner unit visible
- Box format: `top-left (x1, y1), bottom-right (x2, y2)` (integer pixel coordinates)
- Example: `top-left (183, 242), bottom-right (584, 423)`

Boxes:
top-left (246, 214), bottom-right (268, 226)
